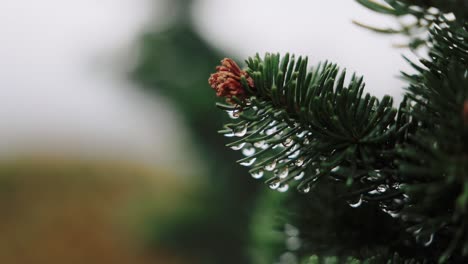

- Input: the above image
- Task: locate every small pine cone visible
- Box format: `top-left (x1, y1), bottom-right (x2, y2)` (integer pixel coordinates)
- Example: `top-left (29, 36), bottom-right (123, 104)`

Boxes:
top-left (208, 58), bottom-right (254, 103)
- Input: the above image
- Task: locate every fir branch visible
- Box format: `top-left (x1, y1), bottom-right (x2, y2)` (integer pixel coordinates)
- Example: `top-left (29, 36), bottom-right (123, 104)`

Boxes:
top-left (210, 53), bottom-right (408, 203)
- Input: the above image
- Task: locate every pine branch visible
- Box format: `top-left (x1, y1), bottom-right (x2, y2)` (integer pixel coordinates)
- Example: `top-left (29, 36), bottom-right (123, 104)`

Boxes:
top-left (210, 54), bottom-right (409, 200)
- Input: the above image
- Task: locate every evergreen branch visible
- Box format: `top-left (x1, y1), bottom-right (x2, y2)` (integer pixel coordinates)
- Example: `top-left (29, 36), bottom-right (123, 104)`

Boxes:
top-left (210, 53), bottom-right (407, 202)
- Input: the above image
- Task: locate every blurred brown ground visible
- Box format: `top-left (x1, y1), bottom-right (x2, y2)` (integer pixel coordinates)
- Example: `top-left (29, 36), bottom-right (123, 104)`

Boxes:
top-left (0, 157), bottom-right (193, 264)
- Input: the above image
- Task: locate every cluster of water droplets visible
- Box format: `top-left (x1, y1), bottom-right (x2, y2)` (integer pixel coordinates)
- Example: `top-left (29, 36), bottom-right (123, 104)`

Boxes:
top-left (223, 107), bottom-right (314, 193)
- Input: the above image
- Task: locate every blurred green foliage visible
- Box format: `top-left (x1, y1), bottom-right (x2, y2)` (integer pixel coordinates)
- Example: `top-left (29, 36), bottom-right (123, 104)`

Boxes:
top-left (131, 0), bottom-right (258, 263)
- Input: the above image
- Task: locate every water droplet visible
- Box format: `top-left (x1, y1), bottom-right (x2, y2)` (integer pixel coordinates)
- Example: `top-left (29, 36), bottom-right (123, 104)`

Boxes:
top-left (295, 157), bottom-right (304, 167)
top-left (251, 170), bottom-right (264, 179)
top-left (288, 150), bottom-right (300, 159)
top-left (230, 142), bottom-right (246, 150)
top-left (290, 144), bottom-right (299, 151)
top-left (286, 236), bottom-right (301, 251)
top-left (303, 138), bottom-right (310, 145)
top-left (277, 167), bottom-right (289, 178)
top-left (224, 131), bottom-right (235, 137)
top-left (278, 184), bottom-right (289, 192)
top-left (266, 127), bottom-right (277, 135)
top-left (382, 207), bottom-right (401, 218)
top-left (254, 140), bottom-right (265, 148)
top-left (283, 137), bottom-right (294, 147)
top-left (265, 160), bottom-right (277, 171)
top-left (299, 184), bottom-right (310, 193)
top-left (377, 184), bottom-right (387, 193)
top-left (297, 131), bottom-right (307, 138)
top-left (294, 172), bottom-right (305, 180)
top-left (261, 143), bottom-right (270, 150)
top-left (331, 166), bottom-right (340, 173)
top-left (269, 181), bottom-right (280, 190)
top-left (234, 125), bottom-right (248, 137)
top-left (272, 143), bottom-right (281, 149)
top-left (240, 157), bottom-right (256, 166)
top-left (417, 233), bottom-right (434, 247)
top-left (242, 147), bottom-right (256, 156)
top-left (347, 195), bottom-right (363, 208)
top-left (227, 110), bottom-right (240, 119)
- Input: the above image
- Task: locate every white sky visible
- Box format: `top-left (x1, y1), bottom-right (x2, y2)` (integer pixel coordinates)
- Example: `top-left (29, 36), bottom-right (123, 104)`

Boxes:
top-left (0, 0), bottom-right (415, 168)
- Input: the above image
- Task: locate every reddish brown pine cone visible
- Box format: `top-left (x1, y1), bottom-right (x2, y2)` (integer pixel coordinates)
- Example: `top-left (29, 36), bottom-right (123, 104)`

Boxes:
top-left (208, 58), bottom-right (254, 103)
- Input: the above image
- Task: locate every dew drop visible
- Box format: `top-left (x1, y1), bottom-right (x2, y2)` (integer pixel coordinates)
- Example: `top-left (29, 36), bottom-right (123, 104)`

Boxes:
top-left (331, 166), bottom-right (340, 173)
top-left (303, 138), bottom-right (310, 145)
top-left (230, 142), bottom-right (246, 150)
top-left (240, 157), bottom-right (256, 166)
top-left (242, 147), bottom-right (256, 156)
top-left (254, 140), bottom-right (265, 148)
top-left (299, 184), bottom-right (310, 194)
top-left (384, 209), bottom-right (401, 218)
top-left (265, 160), bottom-right (277, 171)
top-left (266, 127), bottom-right (277, 135)
top-left (423, 234), bottom-right (434, 247)
top-left (269, 181), bottom-right (280, 190)
top-left (295, 157), bottom-right (304, 167)
top-left (288, 150), bottom-right (300, 159)
top-left (417, 233), bottom-right (434, 247)
top-left (234, 125), bottom-right (248, 137)
top-left (283, 137), bottom-right (294, 147)
top-left (347, 195), bottom-right (363, 208)
top-left (297, 131), bottom-right (307, 138)
top-left (290, 144), bottom-right (299, 151)
top-left (224, 131), bottom-right (235, 137)
top-left (278, 184), bottom-right (289, 192)
top-left (277, 167), bottom-right (289, 179)
top-left (294, 171), bottom-right (305, 180)
top-left (377, 184), bottom-right (387, 193)
top-left (251, 170), bottom-right (264, 179)
top-left (227, 110), bottom-right (240, 119)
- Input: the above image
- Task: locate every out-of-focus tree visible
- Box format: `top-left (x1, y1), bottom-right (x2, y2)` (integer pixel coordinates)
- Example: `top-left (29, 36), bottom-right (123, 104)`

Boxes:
top-left (132, 0), bottom-right (258, 263)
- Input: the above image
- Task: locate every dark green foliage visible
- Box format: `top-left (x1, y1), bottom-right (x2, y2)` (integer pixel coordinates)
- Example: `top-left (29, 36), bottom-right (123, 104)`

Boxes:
top-left (249, 181), bottom-right (436, 264)
top-left (396, 17), bottom-right (468, 262)
top-left (213, 1), bottom-right (468, 263)
top-left (219, 53), bottom-right (407, 205)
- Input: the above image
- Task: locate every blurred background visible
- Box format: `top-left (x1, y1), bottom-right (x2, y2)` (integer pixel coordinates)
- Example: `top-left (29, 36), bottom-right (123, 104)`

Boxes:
top-left (0, 0), bottom-right (415, 263)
